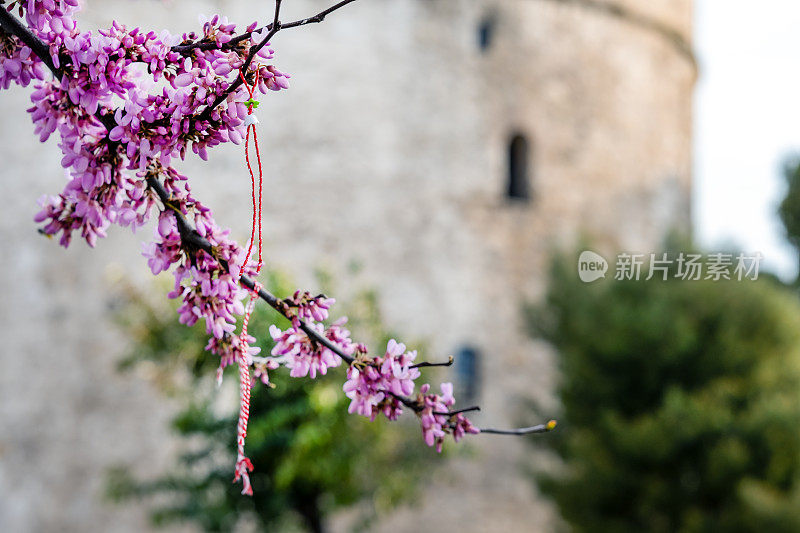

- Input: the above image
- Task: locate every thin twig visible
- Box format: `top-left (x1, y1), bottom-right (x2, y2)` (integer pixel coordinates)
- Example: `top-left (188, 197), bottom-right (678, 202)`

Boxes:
top-left (433, 405), bottom-right (480, 417)
top-left (279, 0), bottom-right (359, 30)
top-left (411, 356), bottom-right (454, 369)
top-left (171, 0), bottom-right (359, 55)
top-left (381, 391), bottom-right (420, 413)
top-left (479, 421), bottom-right (557, 435)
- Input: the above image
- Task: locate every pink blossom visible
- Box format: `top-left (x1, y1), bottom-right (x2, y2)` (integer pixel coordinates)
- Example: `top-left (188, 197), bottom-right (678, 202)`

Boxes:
top-left (285, 290), bottom-right (335, 324)
top-left (416, 382), bottom-right (480, 452)
top-left (343, 340), bottom-right (421, 421)
top-left (269, 316), bottom-right (351, 379)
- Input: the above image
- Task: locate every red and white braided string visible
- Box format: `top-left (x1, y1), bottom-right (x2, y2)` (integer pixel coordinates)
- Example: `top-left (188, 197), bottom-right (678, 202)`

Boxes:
top-left (233, 69), bottom-right (264, 496)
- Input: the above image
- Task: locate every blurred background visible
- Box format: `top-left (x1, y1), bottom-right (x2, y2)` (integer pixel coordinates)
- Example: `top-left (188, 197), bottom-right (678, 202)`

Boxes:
top-left (3, 0), bottom-right (800, 531)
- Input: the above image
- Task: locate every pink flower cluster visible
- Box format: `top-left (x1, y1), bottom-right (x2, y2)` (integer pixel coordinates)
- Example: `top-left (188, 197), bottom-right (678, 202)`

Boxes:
top-left (286, 290), bottom-right (336, 324)
top-left (0, 0), bottom-right (79, 89)
top-left (268, 291), bottom-right (351, 378)
top-left (1, 1), bottom-right (290, 368)
top-left (418, 383), bottom-right (480, 452)
top-left (24, 9), bottom-right (288, 246)
top-left (0, 33), bottom-right (48, 88)
top-left (343, 343), bottom-right (479, 450)
top-left (343, 339), bottom-right (421, 421)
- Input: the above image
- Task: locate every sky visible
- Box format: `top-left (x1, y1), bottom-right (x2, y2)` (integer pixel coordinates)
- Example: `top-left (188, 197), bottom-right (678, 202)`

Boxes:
top-left (695, 0), bottom-right (800, 280)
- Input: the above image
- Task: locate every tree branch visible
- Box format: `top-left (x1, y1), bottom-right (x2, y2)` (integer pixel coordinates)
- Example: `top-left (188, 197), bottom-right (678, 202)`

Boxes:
top-left (0, 0), bottom-right (366, 376)
top-left (8, 0), bottom-right (555, 438)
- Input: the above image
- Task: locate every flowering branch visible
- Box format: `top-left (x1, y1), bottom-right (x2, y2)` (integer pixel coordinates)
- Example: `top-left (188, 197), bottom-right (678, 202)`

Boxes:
top-left (194, 0), bottom-right (283, 123)
top-left (1, 0), bottom-right (555, 496)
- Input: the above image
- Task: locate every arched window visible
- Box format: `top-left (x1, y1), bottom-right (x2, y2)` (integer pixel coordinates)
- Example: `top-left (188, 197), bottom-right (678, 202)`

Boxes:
top-left (477, 15), bottom-right (496, 52)
top-left (507, 133), bottom-right (530, 201)
top-left (455, 345), bottom-right (481, 404)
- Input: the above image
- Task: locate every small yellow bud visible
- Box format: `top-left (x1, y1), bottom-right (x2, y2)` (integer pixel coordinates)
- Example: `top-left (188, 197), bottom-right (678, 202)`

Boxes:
top-left (546, 420), bottom-right (557, 431)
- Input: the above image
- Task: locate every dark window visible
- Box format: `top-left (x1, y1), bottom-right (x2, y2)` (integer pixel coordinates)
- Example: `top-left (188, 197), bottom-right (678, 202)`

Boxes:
top-left (507, 133), bottom-right (530, 200)
top-left (478, 16), bottom-right (495, 52)
top-left (455, 345), bottom-right (481, 404)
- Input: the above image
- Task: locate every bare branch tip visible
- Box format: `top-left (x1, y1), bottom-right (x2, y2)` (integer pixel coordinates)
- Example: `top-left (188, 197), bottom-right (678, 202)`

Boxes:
top-left (478, 419), bottom-right (558, 436)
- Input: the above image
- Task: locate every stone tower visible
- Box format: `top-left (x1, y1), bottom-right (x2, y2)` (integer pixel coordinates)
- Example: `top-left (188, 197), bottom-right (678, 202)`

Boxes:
top-left (0, 0), bottom-right (694, 531)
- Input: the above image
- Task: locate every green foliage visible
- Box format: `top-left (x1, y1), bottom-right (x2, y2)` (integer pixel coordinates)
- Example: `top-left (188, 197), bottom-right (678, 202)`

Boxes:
top-left (108, 271), bottom-right (432, 532)
top-left (779, 156), bottom-right (800, 270)
top-left (529, 252), bottom-right (800, 533)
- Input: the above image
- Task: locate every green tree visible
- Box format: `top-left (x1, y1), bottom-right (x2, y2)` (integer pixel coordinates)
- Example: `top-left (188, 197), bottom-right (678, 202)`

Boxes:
top-left (529, 253), bottom-right (800, 532)
top-left (108, 270), bottom-right (432, 532)
top-left (779, 156), bottom-right (800, 283)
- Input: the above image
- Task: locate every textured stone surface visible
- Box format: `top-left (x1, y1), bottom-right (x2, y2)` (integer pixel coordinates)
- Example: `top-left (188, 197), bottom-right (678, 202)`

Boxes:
top-left (0, 0), bottom-right (693, 531)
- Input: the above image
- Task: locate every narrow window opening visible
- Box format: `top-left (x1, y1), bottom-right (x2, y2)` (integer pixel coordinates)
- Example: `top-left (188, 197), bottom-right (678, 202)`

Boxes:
top-left (507, 133), bottom-right (531, 201)
top-left (478, 16), bottom-right (495, 52)
top-left (455, 345), bottom-right (481, 404)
